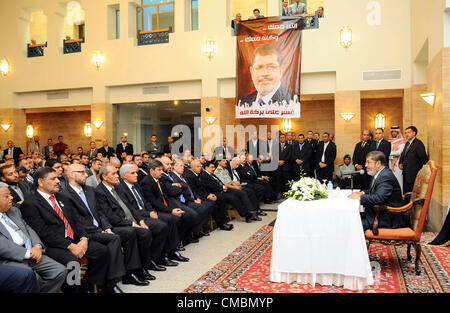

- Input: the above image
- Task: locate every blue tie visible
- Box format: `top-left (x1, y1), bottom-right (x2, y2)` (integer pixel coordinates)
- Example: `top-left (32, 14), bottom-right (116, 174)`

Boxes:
top-left (1, 214), bottom-right (32, 250)
top-left (78, 189), bottom-right (99, 227)
top-left (167, 174), bottom-right (185, 203)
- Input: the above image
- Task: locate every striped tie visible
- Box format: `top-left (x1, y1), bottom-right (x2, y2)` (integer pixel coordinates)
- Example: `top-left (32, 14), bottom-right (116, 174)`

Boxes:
top-left (49, 196), bottom-right (74, 240)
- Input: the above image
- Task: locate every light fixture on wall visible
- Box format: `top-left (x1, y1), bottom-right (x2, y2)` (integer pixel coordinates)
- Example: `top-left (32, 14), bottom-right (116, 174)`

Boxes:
top-left (204, 117), bottom-right (216, 125)
top-left (92, 51), bottom-right (104, 70)
top-left (26, 125), bottom-right (34, 138)
top-left (203, 39), bottom-right (217, 61)
top-left (339, 26), bottom-right (352, 48)
top-left (420, 92), bottom-right (435, 106)
top-left (375, 113), bottom-right (385, 129)
top-left (282, 118), bottom-right (292, 133)
top-left (340, 112), bottom-right (355, 121)
top-left (1, 124), bottom-right (11, 132)
top-left (0, 59), bottom-right (9, 76)
top-left (84, 123), bottom-right (92, 137)
top-left (93, 120), bottom-right (103, 128)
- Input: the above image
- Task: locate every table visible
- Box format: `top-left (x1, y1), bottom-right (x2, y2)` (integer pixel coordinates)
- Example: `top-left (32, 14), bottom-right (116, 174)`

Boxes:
top-left (270, 189), bottom-right (374, 291)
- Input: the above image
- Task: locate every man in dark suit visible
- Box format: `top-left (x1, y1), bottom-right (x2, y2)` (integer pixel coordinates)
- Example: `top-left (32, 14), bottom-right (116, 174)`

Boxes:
top-left (201, 161), bottom-right (260, 223)
top-left (133, 155), bottom-right (149, 183)
top-left (0, 164), bottom-right (32, 209)
top-left (291, 134), bottom-right (313, 180)
top-left (233, 157), bottom-right (266, 207)
top-left (184, 160), bottom-right (233, 230)
top-left (158, 157), bottom-right (200, 244)
top-left (116, 136), bottom-right (134, 161)
top-left (369, 128), bottom-right (391, 163)
top-left (276, 133), bottom-right (292, 193)
top-left (20, 167), bottom-right (122, 293)
top-left (61, 164), bottom-right (151, 286)
top-left (238, 43), bottom-right (296, 108)
top-left (315, 132), bottom-right (336, 183)
top-left (163, 136), bottom-right (174, 158)
top-left (0, 183), bottom-right (67, 293)
top-left (399, 126), bottom-right (429, 193)
top-left (3, 141), bottom-right (23, 164)
top-left (353, 130), bottom-right (373, 190)
top-left (212, 138), bottom-right (234, 161)
top-left (140, 160), bottom-right (190, 266)
top-left (349, 151), bottom-right (410, 231)
top-left (117, 164), bottom-right (184, 267)
top-left (98, 139), bottom-right (115, 158)
top-left (238, 154), bottom-right (276, 204)
top-left (246, 131), bottom-right (263, 160)
top-left (43, 138), bottom-right (55, 159)
top-left (305, 131), bottom-right (318, 177)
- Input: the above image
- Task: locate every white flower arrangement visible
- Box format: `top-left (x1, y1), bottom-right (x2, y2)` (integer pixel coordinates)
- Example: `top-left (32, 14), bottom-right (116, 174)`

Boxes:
top-left (283, 177), bottom-right (329, 201)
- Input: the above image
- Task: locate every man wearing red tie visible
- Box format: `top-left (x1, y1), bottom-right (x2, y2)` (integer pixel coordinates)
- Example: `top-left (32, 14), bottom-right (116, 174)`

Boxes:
top-left (212, 138), bottom-right (234, 161)
top-left (20, 167), bottom-right (122, 293)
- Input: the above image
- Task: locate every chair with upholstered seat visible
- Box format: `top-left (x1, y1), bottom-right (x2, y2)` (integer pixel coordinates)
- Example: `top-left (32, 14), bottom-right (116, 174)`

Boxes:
top-left (365, 160), bottom-right (437, 275)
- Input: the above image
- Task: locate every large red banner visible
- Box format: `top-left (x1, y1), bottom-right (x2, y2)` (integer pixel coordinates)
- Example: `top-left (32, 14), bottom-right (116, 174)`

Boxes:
top-left (236, 17), bottom-right (302, 119)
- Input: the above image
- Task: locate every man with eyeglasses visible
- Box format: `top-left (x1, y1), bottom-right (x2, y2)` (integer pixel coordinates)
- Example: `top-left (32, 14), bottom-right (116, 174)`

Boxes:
top-left (238, 43), bottom-right (295, 108)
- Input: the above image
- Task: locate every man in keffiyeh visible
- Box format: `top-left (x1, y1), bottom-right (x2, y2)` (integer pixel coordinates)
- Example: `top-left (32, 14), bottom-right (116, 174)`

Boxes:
top-left (388, 126), bottom-right (406, 193)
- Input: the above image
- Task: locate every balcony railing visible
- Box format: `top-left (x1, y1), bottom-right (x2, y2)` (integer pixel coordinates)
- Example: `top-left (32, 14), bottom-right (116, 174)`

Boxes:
top-left (63, 38), bottom-right (85, 54)
top-left (138, 27), bottom-right (172, 46)
top-left (27, 42), bottom-right (47, 58)
top-left (300, 12), bottom-right (319, 30)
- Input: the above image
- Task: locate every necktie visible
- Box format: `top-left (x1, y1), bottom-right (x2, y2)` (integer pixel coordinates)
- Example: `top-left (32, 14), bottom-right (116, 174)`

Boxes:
top-left (9, 148), bottom-right (12, 156)
top-left (180, 176), bottom-right (195, 200)
top-left (167, 173), bottom-right (185, 202)
top-left (258, 98), bottom-right (265, 106)
top-left (299, 143), bottom-right (303, 151)
top-left (156, 180), bottom-right (168, 206)
top-left (281, 143), bottom-right (285, 150)
top-left (249, 163), bottom-right (257, 176)
top-left (78, 189), bottom-right (99, 227)
top-left (49, 196), bottom-right (74, 240)
top-left (321, 144), bottom-right (327, 163)
top-left (131, 186), bottom-right (145, 210)
top-left (211, 173), bottom-right (223, 186)
top-left (13, 185), bottom-right (24, 201)
top-left (404, 141), bottom-right (411, 154)
top-left (111, 188), bottom-right (136, 223)
top-left (361, 141), bottom-right (366, 148)
top-left (1, 214), bottom-right (32, 250)
top-left (376, 140), bottom-right (381, 149)
top-left (233, 169), bottom-right (240, 181)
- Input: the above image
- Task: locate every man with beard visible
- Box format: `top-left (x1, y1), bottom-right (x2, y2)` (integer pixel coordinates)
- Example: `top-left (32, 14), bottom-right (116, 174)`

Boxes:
top-left (0, 165), bottom-right (33, 209)
top-left (238, 43), bottom-right (295, 108)
top-left (388, 126), bottom-right (406, 192)
top-left (348, 151), bottom-right (410, 231)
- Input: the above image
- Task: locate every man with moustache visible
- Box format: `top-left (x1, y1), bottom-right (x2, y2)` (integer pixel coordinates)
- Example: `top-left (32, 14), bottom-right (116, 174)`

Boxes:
top-left (348, 151), bottom-right (410, 231)
top-left (238, 43), bottom-right (295, 108)
top-left (305, 131), bottom-right (318, 177)
top-left (369, 128), bottom-right (391, 163)
top-left (353, 130), bottom-right (373, 190)
top-left (388, 126), bottom-right (406, 192)
top-left (315, 132), bottom-right (336, 183)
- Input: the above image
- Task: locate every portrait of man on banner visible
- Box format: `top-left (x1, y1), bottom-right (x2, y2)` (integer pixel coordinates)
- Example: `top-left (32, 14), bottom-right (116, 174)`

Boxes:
top-left (238, 43), bottom-right (295, 108)
top-left (235, 17), bottom-right (302, 119)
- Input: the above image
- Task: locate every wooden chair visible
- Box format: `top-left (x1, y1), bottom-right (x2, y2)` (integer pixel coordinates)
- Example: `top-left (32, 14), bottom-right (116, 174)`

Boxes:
top-left (365, 160), bottom-right (437, 275)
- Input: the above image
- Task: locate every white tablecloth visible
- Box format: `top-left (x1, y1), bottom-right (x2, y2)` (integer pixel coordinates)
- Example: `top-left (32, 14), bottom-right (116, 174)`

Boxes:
top-left (270, 190), bottom-right (374, 291)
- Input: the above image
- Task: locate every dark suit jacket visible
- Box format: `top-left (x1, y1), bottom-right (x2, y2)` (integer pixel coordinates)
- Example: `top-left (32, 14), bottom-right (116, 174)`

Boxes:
top-left (60, 185), bottom-right (112, 233)
top-left (94, 183), bottom-right (140, 227)
top-left (236, 163), bottom-right (259, 183)
top-left (291, 142), bottom-right (313, 173)
top-left (361, 167), bottom-right (409, 229)
top-left (315, 141), bottom-right (336, 168)
top-left (3, 147), bottom-right (23, 163)
top-left (9, 182), bottom-right (33, 208)
top-left (212, 146), bottom-right (234, 160)
top-left (170, 172), bottom-right (197, 202)
top-left (137, 166), bottom-right (149, 184)
top-left (163, 143), bottom-right (173, 155)
top-left (369, 139), bottom-right (391, 163)
top-left (20, 192), bottom-right (89, 250)
top-left (116, 143), bottom-right (133, 157)
top-left (97, 146), bottom-right (115, 158)
top-left (184, 169), bottom-right (209, 200)
top-left (160, 172), bottom-right (183, 200)
top-left (353, 140), bottom-right (372, 167)
top-left (277, 142), bottom-right (292, 163)
top-left (199, 170), bottom-right (224, 195)
top-left (398, 138), bottom-right (428, 183)
top-left (115, 181), bottom-right (154, 221)
top-left (140, 176), bottom-right (175, 214)
top-left (238, 84), bottom-right (295, 107)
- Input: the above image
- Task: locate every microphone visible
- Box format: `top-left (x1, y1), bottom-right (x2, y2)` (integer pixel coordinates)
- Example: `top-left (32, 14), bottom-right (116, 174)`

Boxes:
top-left (347, 170), bottom-right (365, 176)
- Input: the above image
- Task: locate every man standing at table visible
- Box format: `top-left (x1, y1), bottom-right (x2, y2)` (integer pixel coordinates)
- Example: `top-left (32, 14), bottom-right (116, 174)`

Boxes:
top-left (348, 151), bottom-right (410, 231)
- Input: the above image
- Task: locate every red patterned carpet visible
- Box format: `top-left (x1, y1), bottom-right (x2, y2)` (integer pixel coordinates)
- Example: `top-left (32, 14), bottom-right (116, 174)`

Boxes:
top-left (184, 225), bottom-right (450, 293)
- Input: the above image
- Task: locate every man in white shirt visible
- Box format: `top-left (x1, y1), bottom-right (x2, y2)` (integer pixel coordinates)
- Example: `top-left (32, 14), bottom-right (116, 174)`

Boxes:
top-left (0, 182), bottom-right (66, 293)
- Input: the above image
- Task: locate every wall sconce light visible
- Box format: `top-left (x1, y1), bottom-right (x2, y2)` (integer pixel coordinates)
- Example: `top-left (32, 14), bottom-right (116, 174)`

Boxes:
top-left (204, 117), bottom-right (216, 125)
top-left (1, 124), bottom-right (11, 132)
top-left (339, 26), bottom-right (352, 48)
top-left (203, 39), bottom-right (217, 61)
top-left (92, 51), bottom-right (104, 70)
top-left (84, 123), bottom-right (92, 137)
top-left (93, 120), bottom-right (104, 128)
top-left (375, 113), bottom-right (385, 129)
top-left (420, 92), bottom-right (435, 106)
top-left (0, 59), bottom-right (9, 76)
top-left (340, 112), bottom-right (355, 121)
top-left (282, 118), bottom-right (292, 133)
top-left (26, 125), bottom-right (34, 138)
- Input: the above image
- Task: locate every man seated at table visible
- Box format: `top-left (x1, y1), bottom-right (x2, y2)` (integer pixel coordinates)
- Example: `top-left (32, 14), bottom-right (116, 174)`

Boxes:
top-left (348, 151), bottom-right (410, 231)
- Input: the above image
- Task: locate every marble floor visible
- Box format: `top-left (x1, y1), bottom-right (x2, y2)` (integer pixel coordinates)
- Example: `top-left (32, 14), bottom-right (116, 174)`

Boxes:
top-left (119, 202), bottom-right (279, 293)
